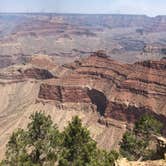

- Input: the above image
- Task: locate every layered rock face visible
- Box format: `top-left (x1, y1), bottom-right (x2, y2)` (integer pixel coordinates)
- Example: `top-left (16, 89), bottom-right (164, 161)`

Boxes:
top-left (38, 52), bottom-right (166, 126)
top-left (0, 62), bottom-right (55, 81)
top-left (135, 59), bottom-right (166, 70)
top-left (39, 84), bottom-right (108, 116)
top-left (0, 52), bottom-right (165, 160)
top-left (1, 13), bottom-right (166, 68)
top-left (39, 84), bottom-right (91, 103)
top-left (23, 68), bottom-right (54, 79)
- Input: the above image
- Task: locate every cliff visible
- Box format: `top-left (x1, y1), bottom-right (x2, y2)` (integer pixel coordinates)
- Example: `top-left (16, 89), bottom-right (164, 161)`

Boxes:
top-left (37, 51), bottom-right (166, 129)
top-left (0, 52), bottom-right (165, 160)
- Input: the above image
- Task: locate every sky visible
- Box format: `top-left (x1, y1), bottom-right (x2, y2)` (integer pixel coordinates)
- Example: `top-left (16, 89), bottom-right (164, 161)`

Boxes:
top-left (0, 0), bottom-right (165, 16)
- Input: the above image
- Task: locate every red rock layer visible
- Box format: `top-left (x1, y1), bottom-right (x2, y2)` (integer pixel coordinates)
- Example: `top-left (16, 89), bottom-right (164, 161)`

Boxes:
top-left (37, 51), bottom-right (166, 125)
top-left (39, 84), bottom-right (91, 103)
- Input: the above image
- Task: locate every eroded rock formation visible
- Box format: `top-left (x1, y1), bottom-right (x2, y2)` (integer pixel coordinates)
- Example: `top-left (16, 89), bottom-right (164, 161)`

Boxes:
top-left (0, 52), bottom-right (165, 160)
top-left (37, 51), bottom-right (166, 125)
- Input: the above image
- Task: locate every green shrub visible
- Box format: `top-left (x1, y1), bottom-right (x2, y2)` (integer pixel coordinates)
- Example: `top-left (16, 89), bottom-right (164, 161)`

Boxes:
top-left (120, 131), bottom-right (148, 160)
top-left (59, 116), bottom-right (118, 166)
top-left (120, 114), bottom-right (164, 161)
top-left (134, 114), bottom-right (163, 136)
top-left (1, 114), bottom-right (119, 166)
top-left (1, 112), bottom-right (61, 166)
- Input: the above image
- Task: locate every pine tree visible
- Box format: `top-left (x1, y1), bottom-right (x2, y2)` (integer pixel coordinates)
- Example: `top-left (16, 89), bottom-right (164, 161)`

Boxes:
top-left (134, 114), bottom-right (163, 136)
top-left (120, 131), bottom-right (148, 160)
top-left (1, 114), bottom-right (119, 166)
top-left (1, 112), bottom-right (61, 166)
top-left (59, 116), bottom-right (96, 166)
top-left (1, 129), bottom-right (30, 165)
top-left (120, 114), bottom-right (164, 161)
top-left (27, 112), bottom-right (61, 165)
top-left (59, 116), bottom-right (118, 166)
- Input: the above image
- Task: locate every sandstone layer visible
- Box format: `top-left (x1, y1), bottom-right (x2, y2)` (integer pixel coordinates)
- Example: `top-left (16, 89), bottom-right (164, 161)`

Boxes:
top-left (0, 52), bottom-right (165, 161)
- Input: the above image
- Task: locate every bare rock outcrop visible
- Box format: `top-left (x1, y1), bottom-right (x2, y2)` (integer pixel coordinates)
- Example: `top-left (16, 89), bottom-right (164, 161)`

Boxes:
top-left (0, 66), bottom-right (55, 81)
top-left (0, 52), bottom-right (166, 159)
top-left (38, 84), bottom-right (91, 103)
top-left (135, 59), bottom-right (166, 70)
top-left (23, 68), bottom-right (55, 80)
top-left (37, 52), bottom-right (166, 127)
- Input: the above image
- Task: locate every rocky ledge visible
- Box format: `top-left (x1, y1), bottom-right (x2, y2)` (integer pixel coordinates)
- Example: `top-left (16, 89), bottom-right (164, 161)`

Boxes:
top-left (0, 67), bottom-right (55, 81)
top-left (37, 52), bottom-right (166, 127)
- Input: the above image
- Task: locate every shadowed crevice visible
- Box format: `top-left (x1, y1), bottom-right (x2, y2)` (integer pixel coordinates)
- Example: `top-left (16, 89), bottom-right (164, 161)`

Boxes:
top-left (87, 89), bottom-right (108, 116)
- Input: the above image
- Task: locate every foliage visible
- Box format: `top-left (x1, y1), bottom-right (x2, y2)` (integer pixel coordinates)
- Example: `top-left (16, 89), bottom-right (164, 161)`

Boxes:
top-left (59, 116), bottom-right (97, 166)
top-left (1, 114), bottom-right (119, 166)
top-left (120, 114), bottom-right (164, 161)
top-left (94, 150), bottom-right (119, 166)
top-left (27, 112), bottom-right (61, 165)
top-left (59, 116), bottom-right (118, 166)
top-left (134, 114), bottom-right (163, 136)
top-left (120, 131), bottom-right (148, 160)
top-left (1, 129), bottom-right (30, 166)
top-left (1, 112), bottom-right (61, 166)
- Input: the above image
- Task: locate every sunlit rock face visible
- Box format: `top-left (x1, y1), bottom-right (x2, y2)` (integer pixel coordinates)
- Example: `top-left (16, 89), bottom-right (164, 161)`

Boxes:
top-left (37, 52), bottom-right (166, 128)
top-left (0, 52), bottom-right (165, 160)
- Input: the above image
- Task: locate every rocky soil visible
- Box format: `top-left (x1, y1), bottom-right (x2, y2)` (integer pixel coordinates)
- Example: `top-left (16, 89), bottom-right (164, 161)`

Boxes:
top-left (116, 158), bottom-right (166, 166)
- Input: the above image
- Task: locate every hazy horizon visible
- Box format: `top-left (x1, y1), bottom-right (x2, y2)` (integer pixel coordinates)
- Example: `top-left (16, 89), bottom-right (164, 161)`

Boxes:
top-left (0, 12), bottom-right (166, 19)
top-left (0, 0), bottom-right (166, 17)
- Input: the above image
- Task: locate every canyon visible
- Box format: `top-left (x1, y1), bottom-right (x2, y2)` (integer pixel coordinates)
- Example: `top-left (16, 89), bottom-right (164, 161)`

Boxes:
top-left (0, 51), bottom-right (165, 162)
top-left (0, 14), bottom-right (166, 68)
top-left (0, 13), bottom-right (166, 165)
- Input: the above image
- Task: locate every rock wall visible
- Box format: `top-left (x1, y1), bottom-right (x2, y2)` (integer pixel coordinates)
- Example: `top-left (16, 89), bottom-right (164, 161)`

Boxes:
top-left (39, 84), bottom-right (91, 103)
top-left (0, 67), bottom-right (55, 80)
top-left (0, 52), bottom-right (165, 158)
top-left (38, 52), bottom-right (166, 122)
top-left (39, 84), bottom-right (109, 116)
